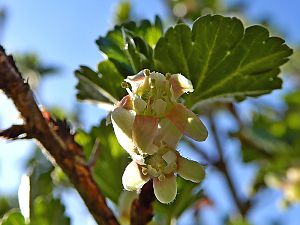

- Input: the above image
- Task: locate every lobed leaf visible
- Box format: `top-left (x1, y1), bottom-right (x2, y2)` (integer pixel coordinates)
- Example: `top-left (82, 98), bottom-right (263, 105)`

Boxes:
top-left (76, 15), bottom-right (292, 109)
top-left (76, 17), bottom-right (163, 105)
top-left (154, 15), bottom-right (293, 107)
top-left (0, 210), bottom-right (26, 225)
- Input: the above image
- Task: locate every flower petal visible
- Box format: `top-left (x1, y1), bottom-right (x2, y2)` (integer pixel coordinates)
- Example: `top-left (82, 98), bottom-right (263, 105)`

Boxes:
top-left (166, 104), bottom-right (208, 141)
top-left (177, 156), bottom-right (205, 183)
top-left (162, 151), bottom-right (177, 165)
top-left (150, 72), bottom-right (166, 92)
top-left (133, 115), bottom-right (159, 155)
top-left (155, 119), bottom-right (182, 148)
top-left (111, 107), bottom-right (136, 153)
top-left (125, 70), bottom-right (150, 94)
top-left (122, 161), bottom-right (150, 191)
top-left (153, 175), bottom-right (177, 204)
top-left (169, 74), bottom-right (194, 99)
top-left (152, 99), bottom-right (167, 117)
top-left (133, 96), bottom-right (147, 114)
top-left (117, 95), bottom-right (133, 110)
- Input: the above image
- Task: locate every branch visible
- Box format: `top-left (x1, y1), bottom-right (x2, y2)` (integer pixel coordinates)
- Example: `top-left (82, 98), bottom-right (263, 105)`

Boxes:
top-left (0, 125), bottom-right (27, 139)
top-left (130, 180), bottom-right (155, 225)
top-left (184, 137), bottom-right (213, 165)
top-left (208, 113), bottom-right (250, 216)
top-left (0, 46), bottom-right (119, 225)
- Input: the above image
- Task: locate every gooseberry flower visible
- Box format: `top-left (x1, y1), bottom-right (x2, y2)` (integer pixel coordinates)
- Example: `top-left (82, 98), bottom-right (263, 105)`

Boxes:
top-left (121, 146), bottom-right (205, 203)
top-left (111, 70), bottom-right (208, 158)
top-left (110, 69), bottom-right (207, 203)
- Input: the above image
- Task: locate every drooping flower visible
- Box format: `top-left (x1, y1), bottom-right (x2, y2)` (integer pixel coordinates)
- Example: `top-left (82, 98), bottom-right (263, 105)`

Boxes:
top-left (110, 69), bottom-right (207, 203)
top-left (121, 146), bottom-right (205, 203)
top-left (111, 69), bottom-right (208, 159)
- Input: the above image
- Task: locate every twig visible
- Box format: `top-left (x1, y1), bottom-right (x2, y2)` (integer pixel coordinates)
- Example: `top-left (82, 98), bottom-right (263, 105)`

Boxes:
top-left (0, 46), bottom-right (119, 225)
top-left (227, 103), bottom-right (243, 128)
top-left (208, 113), bottom-right (249, 216)
top-left (130, 180), bottom-right (155, 225)
top-left (0, 124), bottom-right (27, 139)
top-left (227, 103), bottom-right (273, 158)
top-left (184, 137), bottom-right (213, 165)
top-left (88, 138), bottom-right (101, 168)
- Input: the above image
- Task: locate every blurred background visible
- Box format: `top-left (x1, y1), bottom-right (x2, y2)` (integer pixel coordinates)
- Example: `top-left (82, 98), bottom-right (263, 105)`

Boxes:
top-left (0, 0), bottom-right (300, 225)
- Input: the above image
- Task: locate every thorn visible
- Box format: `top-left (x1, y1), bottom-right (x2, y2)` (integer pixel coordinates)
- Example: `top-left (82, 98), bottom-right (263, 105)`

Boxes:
top-left (88, 138), bottom-right (101, 168)
top-left (0, 125), bottom-right (27, 140)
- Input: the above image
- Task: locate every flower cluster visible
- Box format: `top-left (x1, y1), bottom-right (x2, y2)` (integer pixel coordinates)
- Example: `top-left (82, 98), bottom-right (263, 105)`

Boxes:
top-left (111, 69), bottom-right (208, 203)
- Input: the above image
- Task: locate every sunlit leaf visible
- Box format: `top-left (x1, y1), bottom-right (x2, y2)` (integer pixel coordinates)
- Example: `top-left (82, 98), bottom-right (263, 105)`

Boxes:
top-left (75, 119), bottom-right (130, 203)
top-left (75, 17), bottom-right (163, 104)
top-left (31, 197), bottom-right (70, 225)
top-left (0, 210), bottom-right (26, 225)
top-left (154, 15), bottom-right (292, 107)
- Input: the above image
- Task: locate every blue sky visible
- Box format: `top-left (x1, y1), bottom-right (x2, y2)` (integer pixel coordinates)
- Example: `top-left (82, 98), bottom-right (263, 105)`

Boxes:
top-left (0, 0), bottom-right (300, 225)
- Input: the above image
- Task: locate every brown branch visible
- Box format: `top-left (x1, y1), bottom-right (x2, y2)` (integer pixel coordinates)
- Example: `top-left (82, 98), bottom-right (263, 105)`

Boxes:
top-left (227, 103), bottom-right (272, 158)
top-left (0, 46), bottom-right (119, 225)
top-left (0, 124), bottom-right (27, 139)
top-left (130, 180), bottom-right (155, 225)
top-left (184, 137), bottom-right (213, 165)
top-left (88, 138), bottom-right (101, 168)
top-left (208, 113), bottom-right (250, 216)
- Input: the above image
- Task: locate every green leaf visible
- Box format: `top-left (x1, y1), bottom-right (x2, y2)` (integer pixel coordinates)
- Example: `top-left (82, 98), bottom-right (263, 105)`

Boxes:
top-left (76, 18), bottom-right (163, 104)
top-left (0, 210), bottom-right (26, 225)
top-left (31, 197), bottom-right (70, 225)
top-left (154, 15), bottom-right (292, 107)
top-left (96, 17), bottom-right (163, 74)
top-left (76, 15), bottom-right (291, 108)
top-left (0, 198), bottom-right (11, 218)
top-left (75, 64), bottom-right (126, 106)
top-left (75, 119), bottom-right (130, 204)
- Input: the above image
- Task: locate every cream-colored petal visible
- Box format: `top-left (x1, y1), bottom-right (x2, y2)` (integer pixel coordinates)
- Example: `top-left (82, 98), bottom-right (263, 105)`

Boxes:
top-left (169, 74), bottom-right (194, 99)
top-left (130, 153), bottom-right (146, 165)
top-left (132, 115), bottom-right (159, 155)
top-left (152, 99), bottom-right (167, 117)
top-left (133, 96), bottom-right (147, 114)
top-left (177, 156), bottom-right (205, 183)
top-left (162, 151), bottom-right (177, 165)
top-left (154, 119), bottom-right (182, 148)
top-left (125, 70), bottom-right (147, 93)
top-left (111, 107), bottom-right (136, 153)
top-left (150, 72), bottom-right (166, 82)
top-left (117, 95), bottom-right (133, 110)
top-left (122, 161), bottom-right (150, 191)
top-left (153, 175), bottom-right (177, 204)
top-left (150, 72), bottom-right (167, 98)
top-left (125, 70), bottom-right (151, 95)
top-left (166, 104), bottom-right (208, 141)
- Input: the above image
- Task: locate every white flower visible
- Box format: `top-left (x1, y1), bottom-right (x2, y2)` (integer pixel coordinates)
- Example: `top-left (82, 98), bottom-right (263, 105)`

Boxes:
top-left (122, 149), bottom-right (205, 204)
top-left (111, 69), bottom-right (207, 203)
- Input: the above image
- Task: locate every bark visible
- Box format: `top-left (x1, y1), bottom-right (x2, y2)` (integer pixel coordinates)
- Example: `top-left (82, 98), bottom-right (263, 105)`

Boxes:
top-left (0, 46), bottom-right (120, 225)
